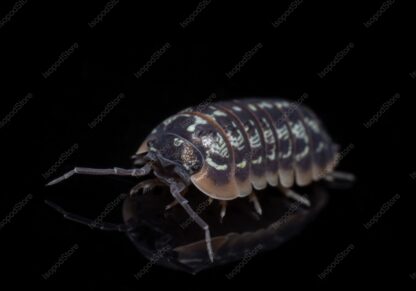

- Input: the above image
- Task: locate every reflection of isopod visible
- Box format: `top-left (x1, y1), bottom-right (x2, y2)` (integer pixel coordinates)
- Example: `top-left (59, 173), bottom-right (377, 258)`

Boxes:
top-left (46, 98), bottom-right (354, 272)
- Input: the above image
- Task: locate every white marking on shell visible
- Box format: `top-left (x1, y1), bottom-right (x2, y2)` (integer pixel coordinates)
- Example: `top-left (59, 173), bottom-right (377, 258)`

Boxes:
top-left (267, 147), bottom-right (276, 160)
top-left (213, 110), bottom-right (227, 117)
top-left (236, 160), bottom-right (247, 169)
top-left (264, 129), bottom-right (275, 144)
top-left (248, 104), bottom-right (257, 111)
top-left (290, 121), bottom-right (309, 161)
top-left (258, 102), bottom-right (273, 109)
top-left (252, 156), bottom-right (262, 164)
top-left (186, 116), bottom-right (208, 132)
top-left (262, 118), bottom-right (275, 144)
top-left (261, 118), bottom-right (276, 161)
top-left (200, 132), bottom-right (231, 171)
top-left (291, 121), bottom-right (308, 143)
top-left (316, 142), bottom-right (325, 153)
top-left (206, 157), bottom-right (228, 171)
top-left (282, 144), bottom-right (292, 159)
top-left (245, 120), bottom-right (262, 149)
top-left (232, 106), bottom-right (242, 112)
top-left (297, 146), bottom-right (309, 160)
top-left (276, 126), bottom-right (289, 140)
top-left (181, 107), bottom-right (193, 113)
top-left (303, 117), bottom-right (325, 154)
top-left (201, 135), bottom-right (214, 147)
top-left (227, 128), bottom-right (245, 151)
top-left (163, 115), bottom-right (181, 127)
top-left (275, 101), bottom-right (290, 108)
top-left (201, 133), bottom-right (230, 158)
top-left (304, 117), bottom-right (320, 133)
top-left (276, 126), bottom-right (292, 159)
top-left (214, 136), bottom-right (229, 158)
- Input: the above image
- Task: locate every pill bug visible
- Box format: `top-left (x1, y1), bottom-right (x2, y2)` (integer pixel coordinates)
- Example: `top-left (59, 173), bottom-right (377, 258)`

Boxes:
top-left (46, 98), bottom-right (353, 266)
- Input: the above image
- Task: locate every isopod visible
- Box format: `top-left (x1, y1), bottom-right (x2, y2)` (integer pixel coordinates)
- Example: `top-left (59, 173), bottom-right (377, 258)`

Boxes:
top-left (46, 98), bottom-right (354, 266)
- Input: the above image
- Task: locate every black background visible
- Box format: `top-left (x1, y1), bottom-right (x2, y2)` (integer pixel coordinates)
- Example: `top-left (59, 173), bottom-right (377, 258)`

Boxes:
top-left (0, 0), bottom-right (413, 288)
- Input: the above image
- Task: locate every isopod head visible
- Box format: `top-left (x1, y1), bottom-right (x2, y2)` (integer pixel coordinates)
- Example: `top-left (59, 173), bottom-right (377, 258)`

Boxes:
top-left (146, 133), bottom-right (204, 179)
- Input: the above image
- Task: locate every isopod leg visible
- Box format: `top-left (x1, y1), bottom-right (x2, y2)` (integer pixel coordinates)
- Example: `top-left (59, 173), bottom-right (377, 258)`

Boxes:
top-left (279, 187), bottom-right (311, 207)
top-left (46, 164), bottom-right (152, 186)
top-left (45, 200), bottom-right (130, 232)
top-left (164, 199), bottom-right (179, 210)
top-left (169, 182), bottom-right (214, 263)
top-left (219, 201), bottom-right (227, 223)
top-left (324, 171), bottom-right (355, 182)
top-left (131, 152), bottom-right (149, 165)
top-left (249, 192), bottom-right (263, 215)
top-left (164, 188), bottom-right (188, 210)
top-left (130, 178), bottom-right (165, 196)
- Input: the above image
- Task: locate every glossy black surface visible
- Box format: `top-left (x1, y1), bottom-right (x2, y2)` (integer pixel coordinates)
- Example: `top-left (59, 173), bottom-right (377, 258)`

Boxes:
top-left (0, 0), bottom-right (412, 288)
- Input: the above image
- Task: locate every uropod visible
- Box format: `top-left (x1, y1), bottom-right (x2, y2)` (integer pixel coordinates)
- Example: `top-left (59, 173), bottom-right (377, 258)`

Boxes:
top-left (46, 98), bottom-right (354, 271)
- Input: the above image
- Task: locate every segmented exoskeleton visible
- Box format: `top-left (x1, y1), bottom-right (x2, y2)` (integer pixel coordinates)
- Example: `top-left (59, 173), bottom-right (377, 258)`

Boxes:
top-left (46, 98), bottom-right (353, 262)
